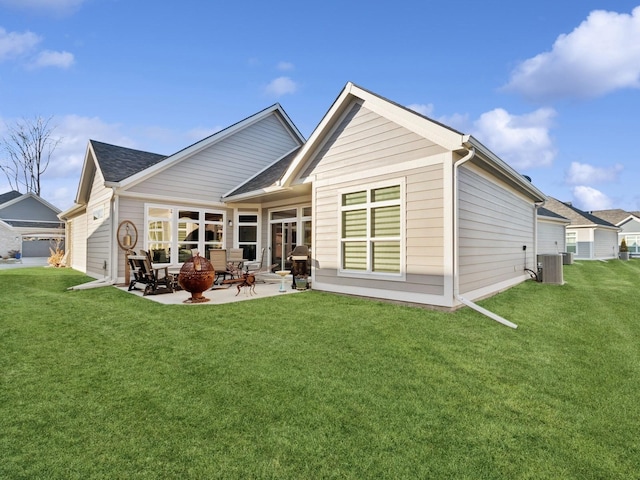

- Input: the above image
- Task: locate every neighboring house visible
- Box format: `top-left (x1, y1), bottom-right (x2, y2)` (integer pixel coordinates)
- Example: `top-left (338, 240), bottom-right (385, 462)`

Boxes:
top-left (543, 197), bottom-right (619, 260)
top-left (591, 209), bottom-right (640, 257)
top-left (0, 190), bottom-right (65, 258)
top-left (537, 206), bottom-right (570, 254)
top-left (60, 82), bottom-right (547, 309)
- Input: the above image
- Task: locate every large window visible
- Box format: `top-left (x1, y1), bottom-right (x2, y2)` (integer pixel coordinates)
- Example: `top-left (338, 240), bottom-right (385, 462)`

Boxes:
top-left (340, 183), bottom-right (402, 275)
top-left (237, 213), bottom-right (258, 261)
top-left (146, 205), bottom-right (226, 263)
top-left (566, 232), bottom-right (577, 254)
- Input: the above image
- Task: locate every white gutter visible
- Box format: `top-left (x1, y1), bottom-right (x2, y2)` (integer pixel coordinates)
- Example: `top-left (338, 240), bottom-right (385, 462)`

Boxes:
top-left (534, 199), bottom-right (546, 261)
top-left (68, 277), bottom-right (117, 290)
top-left (68, 187), bottom-right (119, 291)
top-left (452, 146), bottom-right (518, 329)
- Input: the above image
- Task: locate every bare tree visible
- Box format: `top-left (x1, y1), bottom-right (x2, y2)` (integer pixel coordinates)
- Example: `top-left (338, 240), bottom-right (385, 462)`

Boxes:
top-left (0, 116), bottom-right (61, 196)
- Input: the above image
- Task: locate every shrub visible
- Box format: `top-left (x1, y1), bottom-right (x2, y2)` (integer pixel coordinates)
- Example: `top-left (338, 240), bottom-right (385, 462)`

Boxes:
top-left (620, 238), bottom-right (629, 252)
top-left (48, 238), bottom-right (66, 268)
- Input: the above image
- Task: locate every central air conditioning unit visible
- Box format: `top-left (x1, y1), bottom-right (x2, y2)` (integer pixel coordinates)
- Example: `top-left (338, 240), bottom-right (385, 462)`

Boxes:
top-left (537, 254), bottom-right (564, 284)
top-left (561, 252), bottom-right (574, 265)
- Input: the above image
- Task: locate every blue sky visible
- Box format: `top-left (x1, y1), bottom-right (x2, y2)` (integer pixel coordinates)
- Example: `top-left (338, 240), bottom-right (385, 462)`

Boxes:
top-left (1, 0), bottom-right (639, 213)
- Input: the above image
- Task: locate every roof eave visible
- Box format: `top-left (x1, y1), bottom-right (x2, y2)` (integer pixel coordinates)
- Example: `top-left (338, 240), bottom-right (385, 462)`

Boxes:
top-left (224, 185), bottom-right (290, 203)
top-left (58, 203), bottom-right (86, 220)
top-left (464, 136), bottom-right (547, 202)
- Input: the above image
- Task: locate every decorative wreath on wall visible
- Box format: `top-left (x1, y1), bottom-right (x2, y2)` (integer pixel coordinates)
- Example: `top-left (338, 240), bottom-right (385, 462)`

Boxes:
top-left (116, 220), bottom-right (138, 251)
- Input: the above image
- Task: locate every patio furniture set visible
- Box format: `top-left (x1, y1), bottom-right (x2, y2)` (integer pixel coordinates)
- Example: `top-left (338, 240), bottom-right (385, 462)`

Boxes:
top-left (126, 247), bottom-right (310, 300)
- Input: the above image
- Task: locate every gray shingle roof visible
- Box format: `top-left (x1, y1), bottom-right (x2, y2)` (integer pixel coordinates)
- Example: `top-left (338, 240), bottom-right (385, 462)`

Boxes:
top-left (90, 140), bottom-right (167, 183)
top-left (590, 209), bottom-right (638, 225)
top-left (224, 147), bottom-right (301, 198)
top-left (0, 190), bottom-right (23, 205)
top-left (544, 197), bottom-right (616, 227)
top-left (538, 206), bottom-right (568, 220)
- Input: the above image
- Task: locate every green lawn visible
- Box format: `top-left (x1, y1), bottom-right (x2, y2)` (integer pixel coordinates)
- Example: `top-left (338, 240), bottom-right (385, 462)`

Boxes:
top-left (1, 261), bottom-right (639, 479)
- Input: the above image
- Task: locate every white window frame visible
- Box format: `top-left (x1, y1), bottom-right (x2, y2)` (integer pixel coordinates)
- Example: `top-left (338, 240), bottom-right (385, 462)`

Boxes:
top-left (338, 179), bottom-right (405, 281)
top-left (235, 209), bottom-right (261, 262)
top-left (144, 203), bottom-right (227, 264)
top-left (566, 231), bottom-right (577, 254)
top-left (267, 205), bottom-right (312, 268)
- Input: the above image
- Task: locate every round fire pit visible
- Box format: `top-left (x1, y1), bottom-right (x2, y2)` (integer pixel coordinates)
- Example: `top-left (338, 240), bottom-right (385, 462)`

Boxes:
top-left (178, 253), bottom-right (215, 303)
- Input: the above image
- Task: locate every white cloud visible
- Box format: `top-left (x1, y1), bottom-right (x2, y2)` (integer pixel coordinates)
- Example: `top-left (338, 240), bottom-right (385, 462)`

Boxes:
top-left (34, 115), bottom-right (135, 209)
top-left (48, 115), bottom-right (134, 178)
top-left (29, 50), bottom-right (74, 69)
top-left (572, 186), bottom-right (613, 210)
top-left (503, 7), bottom-right (640, 101)
top-left (277, 61), bottom-right (294, 71)
top-left (0, 27), bottom-right (41, 61)
top-left (565, 161), bottom-right (623, 185)
top-left (407, 103), bottom-right (434, 117)
top-left (264, 76), bottom-right (298, 97)
top-left (472, 107), bottom-right (557, 169)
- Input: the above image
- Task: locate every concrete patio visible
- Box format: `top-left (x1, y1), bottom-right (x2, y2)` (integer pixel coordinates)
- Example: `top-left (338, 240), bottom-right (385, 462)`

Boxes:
top-left (117, 273), bottom-right (306, 305)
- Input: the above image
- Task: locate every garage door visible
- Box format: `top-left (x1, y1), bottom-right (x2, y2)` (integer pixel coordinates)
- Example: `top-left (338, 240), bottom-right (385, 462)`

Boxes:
top-left (21, 237), bottom-right (65, 257)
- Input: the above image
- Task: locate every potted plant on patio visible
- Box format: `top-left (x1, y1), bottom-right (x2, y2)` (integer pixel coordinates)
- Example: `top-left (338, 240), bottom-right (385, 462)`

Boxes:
top-left (619, 238), bottom-right (630, 261)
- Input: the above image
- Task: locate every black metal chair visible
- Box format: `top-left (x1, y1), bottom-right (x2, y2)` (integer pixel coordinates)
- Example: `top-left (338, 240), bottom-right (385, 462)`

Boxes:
top-left (127, 250), bottom-right (174, 295)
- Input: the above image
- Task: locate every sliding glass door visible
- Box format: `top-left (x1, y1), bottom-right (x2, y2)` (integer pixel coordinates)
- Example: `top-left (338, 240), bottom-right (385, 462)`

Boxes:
top-left (269, 206), bottom-right (311, 271)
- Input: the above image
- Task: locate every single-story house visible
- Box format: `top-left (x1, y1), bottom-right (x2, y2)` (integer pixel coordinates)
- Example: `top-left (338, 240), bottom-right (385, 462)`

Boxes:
top-left (543, 197), bottom-right (619, 260)
top-left (0, 190), bottom-right (64, 258)
top-left (536, 206), bottom-right (570, 255)
top-left (591, 209), bottom-right (640, 257)
top-left (60, 82), bottom-right (547, 310)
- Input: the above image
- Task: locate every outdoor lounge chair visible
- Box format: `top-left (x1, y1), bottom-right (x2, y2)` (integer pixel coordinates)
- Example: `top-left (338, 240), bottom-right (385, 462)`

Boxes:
top-left (209, 249), bottom-right (234, 285)
top-left (127, 250), bottom-right (174, 295)
top-left (227, 248), bottom-right (245, 277)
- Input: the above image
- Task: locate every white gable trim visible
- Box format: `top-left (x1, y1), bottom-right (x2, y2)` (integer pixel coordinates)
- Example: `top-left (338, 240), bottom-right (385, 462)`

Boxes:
top-left (617, 214), bottom-right (640, 227)
top-left (464, 136), bottom-right (546, 202)
top-left (0, 191), bottom-right (61, 214)
top-left (280, 82), bottom-right (465, 188)
top-left (73, 142), bottom-right (99, 205)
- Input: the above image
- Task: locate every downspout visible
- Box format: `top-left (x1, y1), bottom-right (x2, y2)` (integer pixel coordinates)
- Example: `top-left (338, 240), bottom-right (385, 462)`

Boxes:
top-left (68, 187), bottom-right (119, 290)
top-left (534, 199), bottom-right (546, 259)
top-left (452, 145), bottom-right (518, 329)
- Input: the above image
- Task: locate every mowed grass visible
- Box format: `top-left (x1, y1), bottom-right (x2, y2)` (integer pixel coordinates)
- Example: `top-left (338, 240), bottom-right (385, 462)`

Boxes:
top-left (1, 260), bottom-right (639, 479)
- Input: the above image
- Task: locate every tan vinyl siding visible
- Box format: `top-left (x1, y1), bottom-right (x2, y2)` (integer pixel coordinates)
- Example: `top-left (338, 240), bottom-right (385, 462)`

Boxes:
top-left (302, 102), bottom-right (447, 181)
top-left (85, 170), bottom-right (112, 278)
top-left (458, 165), bottom-right (534, 294)
top-left (115, 197), bottom-right (235, 278)
top-left (128, 115), bottom-right (298, 201)
top-left (314, 164), bottom-right (446, 296)
top-left (115, 197), bottom-right (146, 279)
top-left (537, 219), bottom-right (566, 254)
top-left (405, 166), bottom-right (444, 276)
top-left (307, 100), bottom-right (449, 299)
top-left (69, 214), bottom-right (87, 273)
